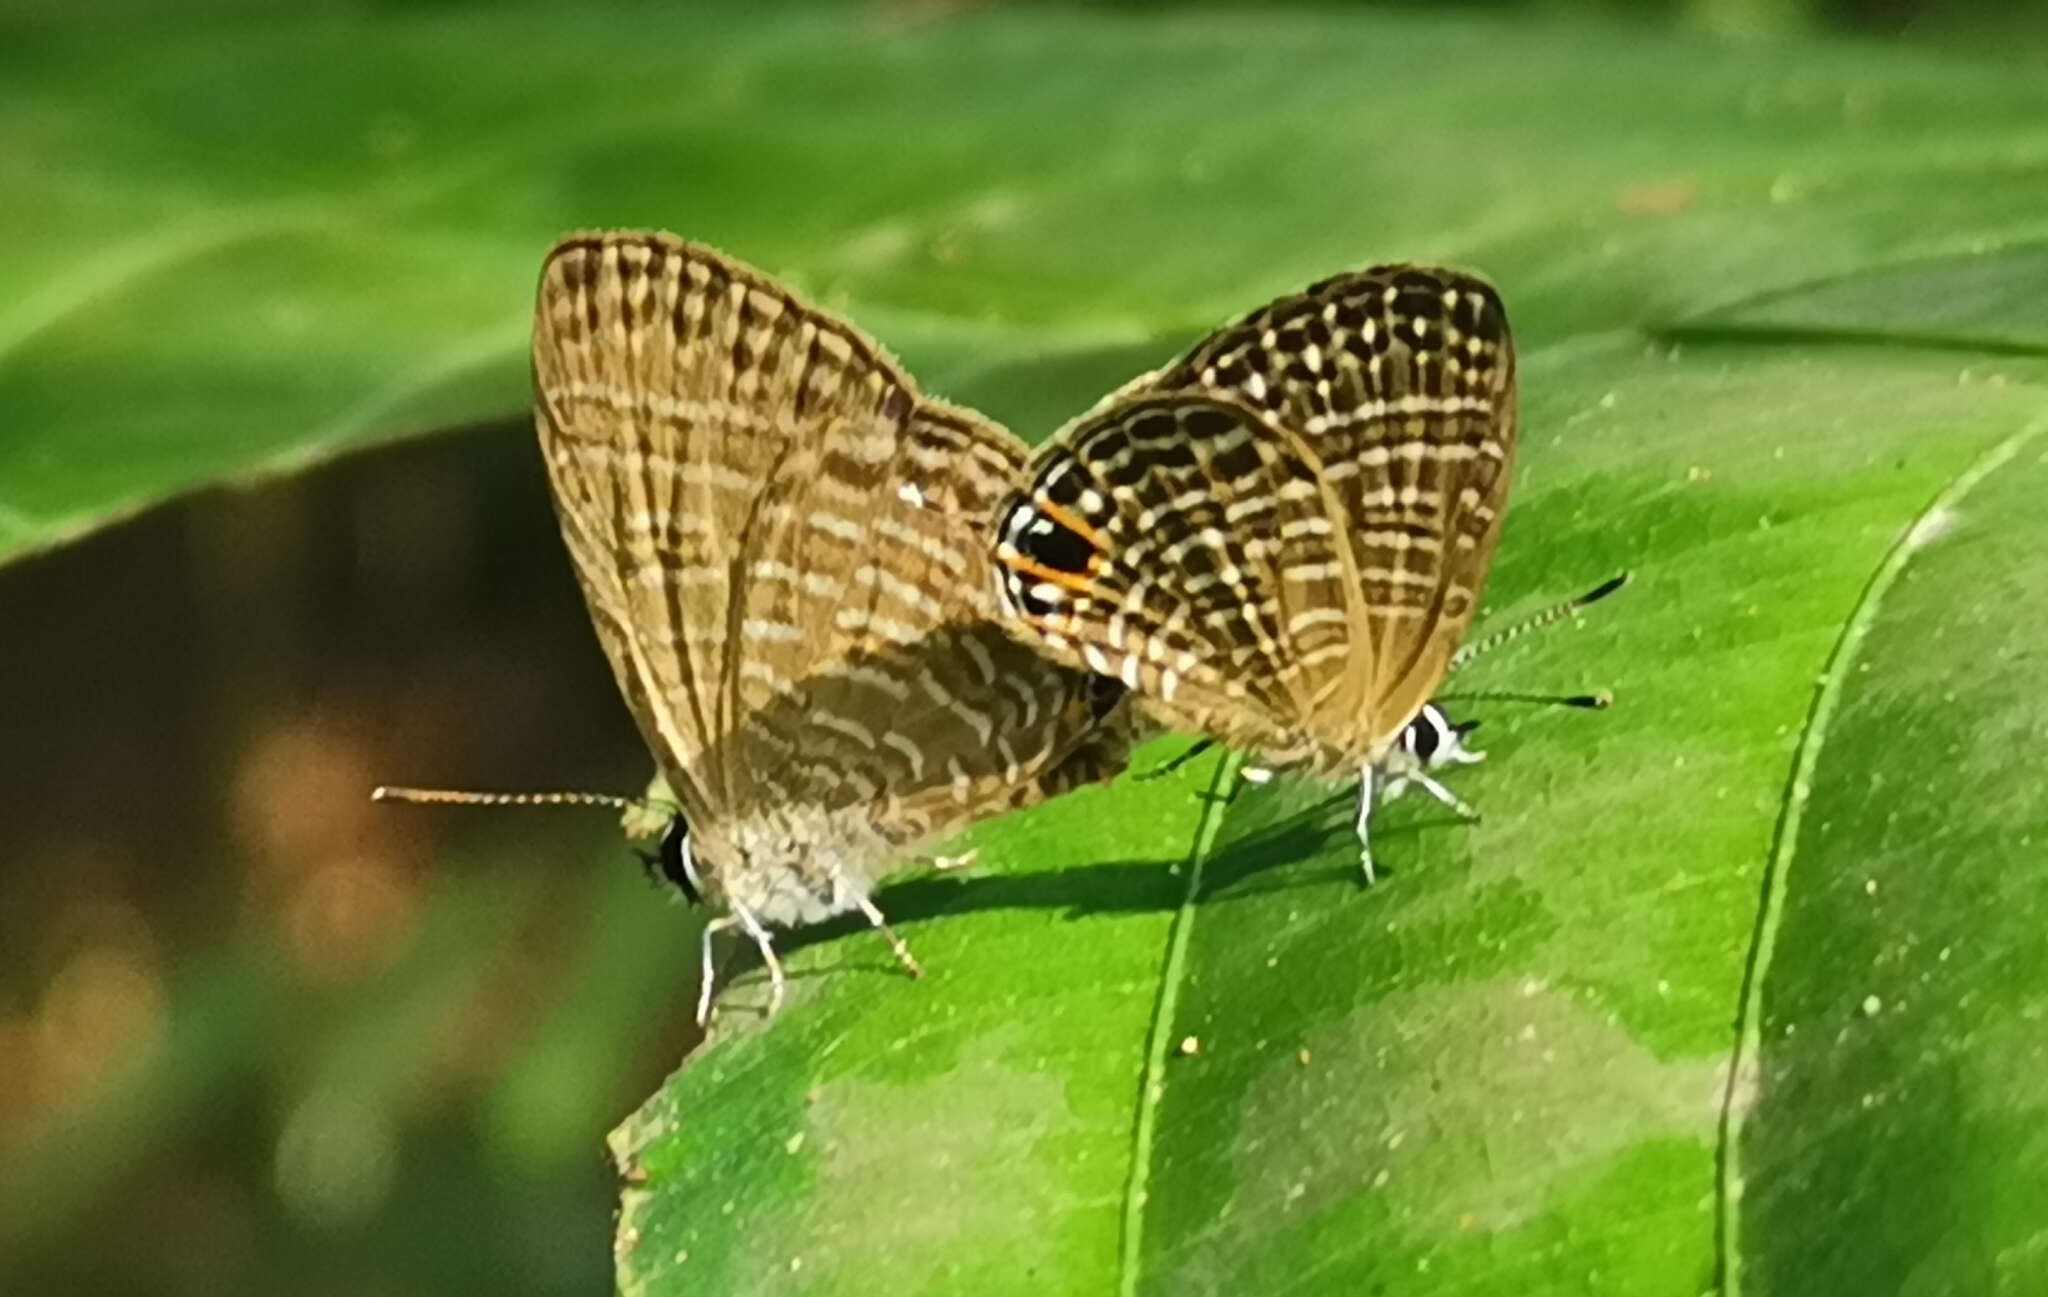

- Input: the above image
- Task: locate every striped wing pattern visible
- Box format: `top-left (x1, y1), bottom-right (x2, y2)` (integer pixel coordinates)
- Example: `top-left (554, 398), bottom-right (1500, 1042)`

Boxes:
top-left (536, 232), bottom-right (1125, 925)
top-left (995, 265), bottom-right (1516, 774)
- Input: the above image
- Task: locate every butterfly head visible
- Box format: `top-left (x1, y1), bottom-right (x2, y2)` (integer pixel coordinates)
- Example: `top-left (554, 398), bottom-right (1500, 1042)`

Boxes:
top-left (637, 812), bottom-right (706, 906)
top-left (1398, 703), bottom-right (1485, 772)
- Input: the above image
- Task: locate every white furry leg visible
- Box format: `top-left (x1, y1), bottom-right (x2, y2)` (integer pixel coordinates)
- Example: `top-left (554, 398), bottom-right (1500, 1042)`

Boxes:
top-left (730, 901), bottom-right (785, 1018)
top-left (929, 848), bottom-right (979, 872)
top-left (1354, 764), bottom-right (1378, 886)
top-left (696, 914), bottom-right (737, 1027)
top-left (1410, 769), bottom-right (1481, 821)
top-left (850, 891), bottom-right (924, 980)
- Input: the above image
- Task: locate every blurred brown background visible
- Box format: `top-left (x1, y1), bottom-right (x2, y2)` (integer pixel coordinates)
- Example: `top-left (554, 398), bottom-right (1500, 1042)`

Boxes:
top-left (1, 423), bottom-right (701, 1296)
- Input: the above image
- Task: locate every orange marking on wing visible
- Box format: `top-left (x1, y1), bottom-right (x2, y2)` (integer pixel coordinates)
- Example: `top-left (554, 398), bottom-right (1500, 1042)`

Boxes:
top-left (1033, 498), bottom-right (1111, 553)
top-left (999, 554), bottom-right (1101, 595)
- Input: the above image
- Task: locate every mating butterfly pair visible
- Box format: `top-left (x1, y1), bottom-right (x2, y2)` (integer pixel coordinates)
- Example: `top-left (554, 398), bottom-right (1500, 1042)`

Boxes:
top-left (392, 232), bottom-right (1526, 1023)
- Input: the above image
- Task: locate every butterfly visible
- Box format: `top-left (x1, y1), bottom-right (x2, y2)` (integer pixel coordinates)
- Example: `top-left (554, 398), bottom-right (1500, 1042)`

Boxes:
top-left (532, 231), bottom-right (1130, 1021)
top-left (993, 264), bottom-right (1517, 879)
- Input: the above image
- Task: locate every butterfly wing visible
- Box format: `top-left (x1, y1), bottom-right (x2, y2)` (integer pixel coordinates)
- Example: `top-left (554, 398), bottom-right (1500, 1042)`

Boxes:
top-left (536, 232), bottom-right (1123, 905)
top-left (996, 265), bottom-right (1516, 769)
top-left (995, 392), bottom-right (1352, 766)
top-left (1149, 265), bottom-right (1518, 749)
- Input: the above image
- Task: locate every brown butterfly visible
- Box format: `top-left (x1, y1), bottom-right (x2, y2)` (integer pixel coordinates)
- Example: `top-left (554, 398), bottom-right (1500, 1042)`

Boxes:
top-left (993, 265), bottom-right (1518, 879)
top-left (486, 232), bottom-right (1129, 1021)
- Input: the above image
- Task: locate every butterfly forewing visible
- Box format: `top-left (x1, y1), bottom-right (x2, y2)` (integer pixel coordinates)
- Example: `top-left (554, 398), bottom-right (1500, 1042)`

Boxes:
top-left (996, 264), bottom-right (1516, 773)
top-left (536, 232), bottom-right (1125, 921)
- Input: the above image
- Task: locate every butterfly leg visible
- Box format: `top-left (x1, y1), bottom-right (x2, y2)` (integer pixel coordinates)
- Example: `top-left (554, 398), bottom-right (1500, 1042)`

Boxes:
top-left (1354, 765), bottom-right (1379, 886)
top-left (1409, 770), bottom-right (1481, 822)
top-left (730, 901), bottom-right (786, 1018)
top-left (849, 891), bottom-right (925, 981)
top-left (696, 914), bottom-right (738, 1026)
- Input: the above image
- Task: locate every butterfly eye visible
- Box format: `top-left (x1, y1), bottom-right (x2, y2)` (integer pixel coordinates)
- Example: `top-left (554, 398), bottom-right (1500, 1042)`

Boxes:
top-left (652, 814), bottom-right (703, 906)
top-left (1408, 716), bottom-right (1443, 762)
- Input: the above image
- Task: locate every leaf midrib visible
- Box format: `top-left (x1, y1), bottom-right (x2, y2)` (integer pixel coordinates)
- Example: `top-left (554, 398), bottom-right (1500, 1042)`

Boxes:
top-left (1119, 750), bottom-right (1243, 1297)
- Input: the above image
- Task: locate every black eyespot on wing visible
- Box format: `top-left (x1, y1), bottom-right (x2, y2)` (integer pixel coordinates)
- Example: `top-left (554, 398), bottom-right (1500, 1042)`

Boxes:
top-left (1015, 509), bottom-right (1096, 578)
top-left (997, 491), bottom-right (1096, 621)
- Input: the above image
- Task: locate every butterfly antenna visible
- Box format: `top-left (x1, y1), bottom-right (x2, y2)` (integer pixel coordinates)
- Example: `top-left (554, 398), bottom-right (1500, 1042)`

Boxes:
top-left (1137, 737), bottom-right (1218, 782)
top-left (1433, 688), bottom-right (1613, 710)
top-left (370, 786), bottom-right (643, 812)
top-left (1453, 572), bottom-right (1630, 667)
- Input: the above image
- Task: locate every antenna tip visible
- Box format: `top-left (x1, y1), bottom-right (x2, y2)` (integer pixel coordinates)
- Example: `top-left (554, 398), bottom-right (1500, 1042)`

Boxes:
top-left (370, 786), bottom-right (394, 802)
top-left (1583, 572), bottom-right (1632, 604)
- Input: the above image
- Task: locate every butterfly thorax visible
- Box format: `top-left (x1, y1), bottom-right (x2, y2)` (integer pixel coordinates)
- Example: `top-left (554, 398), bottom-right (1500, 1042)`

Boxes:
top-left (1254, 704), bottom-right (1420, 781)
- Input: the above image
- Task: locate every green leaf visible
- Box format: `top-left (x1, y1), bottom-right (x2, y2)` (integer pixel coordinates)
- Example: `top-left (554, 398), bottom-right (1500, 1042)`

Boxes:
top-left (13, 5), bottom-right (2048, 1295)
top-left (1732, 429), bottom-right (2048, 1293)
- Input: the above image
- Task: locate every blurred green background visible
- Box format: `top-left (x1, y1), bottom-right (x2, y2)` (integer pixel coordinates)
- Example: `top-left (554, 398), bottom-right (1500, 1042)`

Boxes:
top-left (2, 2), bottom-right (2044, 1296)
